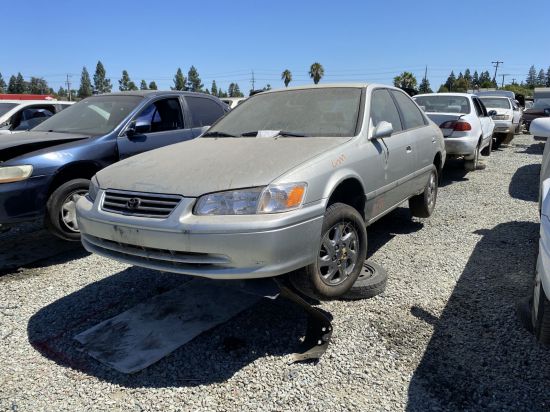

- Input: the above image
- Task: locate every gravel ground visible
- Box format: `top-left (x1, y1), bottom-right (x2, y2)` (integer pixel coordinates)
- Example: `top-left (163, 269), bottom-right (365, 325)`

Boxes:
top-left (1, 133), bottom-right (549, 411)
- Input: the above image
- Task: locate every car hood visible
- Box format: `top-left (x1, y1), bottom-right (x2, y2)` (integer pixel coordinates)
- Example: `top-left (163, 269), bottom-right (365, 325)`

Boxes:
top-left (0, 131), bottom-right (90, 162)
top-left (96, 136), bottom-right (348, 197)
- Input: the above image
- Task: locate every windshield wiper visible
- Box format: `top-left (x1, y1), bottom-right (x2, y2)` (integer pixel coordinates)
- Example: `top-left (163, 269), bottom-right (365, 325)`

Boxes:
top-left (202, 131), bottom-right (237, 137)
top-left (240, 130), bottom-right (308, 137)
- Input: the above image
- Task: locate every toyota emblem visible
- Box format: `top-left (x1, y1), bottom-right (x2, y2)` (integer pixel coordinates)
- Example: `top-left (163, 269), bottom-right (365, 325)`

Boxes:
top-left (126, 197), bottom-right (141, 210)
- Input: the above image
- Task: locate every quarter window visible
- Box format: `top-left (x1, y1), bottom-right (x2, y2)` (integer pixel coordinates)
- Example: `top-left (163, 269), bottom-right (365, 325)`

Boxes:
top-left (370, 89), bottom-right (403, 133)
top-left (134, 98), bottom-right (184, 133)
top-left (390, 90), bottom-right (426, 130)
top-left (186, 97), bottom-right (225, 127)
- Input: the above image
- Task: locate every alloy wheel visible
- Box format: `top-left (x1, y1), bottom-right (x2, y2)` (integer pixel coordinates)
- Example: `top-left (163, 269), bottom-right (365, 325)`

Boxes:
top-left (318, 221), bottom-right (360, 286)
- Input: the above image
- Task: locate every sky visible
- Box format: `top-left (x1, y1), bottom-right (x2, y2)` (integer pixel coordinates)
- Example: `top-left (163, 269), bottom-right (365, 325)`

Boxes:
top-left (3, 0), bottom-right (548, 94)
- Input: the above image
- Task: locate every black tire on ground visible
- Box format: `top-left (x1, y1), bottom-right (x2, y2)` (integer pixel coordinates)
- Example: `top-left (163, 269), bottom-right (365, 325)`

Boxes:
top-left (481, 137), bottom-right (492, 156)
top-left (532, 276), bottom-right (550, 345)
top-left (464, 144), bottom-right (480, 171)
top-left (409, 166), bottom-right (438, 218)
top-left (341, 261), bottom-right (388, 300)
top-left (45, 178), bottom-right (90, 241)
top-left (290, 202), bottom-right (367, 300)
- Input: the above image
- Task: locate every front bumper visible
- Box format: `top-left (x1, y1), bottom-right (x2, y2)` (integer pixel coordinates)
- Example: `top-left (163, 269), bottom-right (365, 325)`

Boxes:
top-left (76, 191), bottom-right (325, 279)
top-left (0, 175), bottom-right (51, 224)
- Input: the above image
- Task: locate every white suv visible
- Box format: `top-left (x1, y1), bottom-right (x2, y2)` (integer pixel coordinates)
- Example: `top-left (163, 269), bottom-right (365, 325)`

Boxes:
top-left (0, 100), bottom-right (73, 135)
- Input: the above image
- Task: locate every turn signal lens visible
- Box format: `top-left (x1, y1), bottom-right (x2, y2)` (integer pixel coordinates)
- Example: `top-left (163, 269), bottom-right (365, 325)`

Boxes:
top-left (258, 183), bottom-right (307, 213)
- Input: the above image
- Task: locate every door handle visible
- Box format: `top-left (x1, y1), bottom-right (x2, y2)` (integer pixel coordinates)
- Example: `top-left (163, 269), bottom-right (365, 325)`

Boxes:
top-left (406, 145), bottom-right (412, 153)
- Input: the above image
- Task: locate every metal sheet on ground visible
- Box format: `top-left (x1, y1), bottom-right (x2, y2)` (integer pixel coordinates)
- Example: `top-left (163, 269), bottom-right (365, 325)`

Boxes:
top-left (74, 279), bottom-right (261, 374)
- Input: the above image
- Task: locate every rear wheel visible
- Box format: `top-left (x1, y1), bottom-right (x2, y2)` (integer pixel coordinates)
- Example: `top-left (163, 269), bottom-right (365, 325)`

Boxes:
top-left (480, 138), bottom-right (492, 156)
top-left (290, 203), bottom-right (367, 299)
top-left (45, 178), bottom-right (90, 241)
top-left (409, 166), bottom-right (438, 218)
top-left (464, 144), bottom-right (480, 171)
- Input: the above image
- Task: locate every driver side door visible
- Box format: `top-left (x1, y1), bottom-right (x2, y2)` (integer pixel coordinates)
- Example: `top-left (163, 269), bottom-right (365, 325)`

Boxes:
top-left (117, 97), bottom-right (195, 160)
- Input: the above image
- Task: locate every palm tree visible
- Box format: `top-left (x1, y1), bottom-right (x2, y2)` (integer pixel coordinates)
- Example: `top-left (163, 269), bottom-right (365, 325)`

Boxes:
top-left (393, 72), bottom-right (417, 89)
top-left (281, 69), bottom-right (292, 87)
top-left (309, 63), bottom-right (324, 84)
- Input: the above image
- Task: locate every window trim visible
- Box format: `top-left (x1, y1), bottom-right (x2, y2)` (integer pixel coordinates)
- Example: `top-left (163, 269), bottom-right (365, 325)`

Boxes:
top-left (119, 95), bottom-right (185, 137)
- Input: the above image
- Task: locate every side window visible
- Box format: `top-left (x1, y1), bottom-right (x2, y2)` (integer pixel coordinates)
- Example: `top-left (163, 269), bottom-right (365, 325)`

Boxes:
top-left (476, 98), bottom-right (488, 116)
top-left (186, 97), bottom-right (225, 127)
top-left (390, 90), bottom-right (426, 130)
top-left (133, 98), bottom-right (184, 133)
top-left (472, 98), bottom-right (483, 117)
top-left (369, 89), bottom-right (403, 134)
top-left (12, 105), bottom-right (56, 130)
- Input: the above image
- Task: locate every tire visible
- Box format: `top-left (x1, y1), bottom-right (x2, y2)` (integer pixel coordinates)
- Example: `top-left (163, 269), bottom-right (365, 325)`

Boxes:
top-left (409, 166), bottom-right (438, 218)
top-left (464, 144), bottom-right (480, 171)
top-left (290, 202), bottom-right (367, 299)
top-left (532, 272), bottom-right (550, 345)
top-left (480, 137), bottom-right (492, 156)
top-left (502, 131), bottom-right (515, 145)
top-left (45, 178), bottom-right (90, 241)
top-left (341, 261), bottom-right (387, 300)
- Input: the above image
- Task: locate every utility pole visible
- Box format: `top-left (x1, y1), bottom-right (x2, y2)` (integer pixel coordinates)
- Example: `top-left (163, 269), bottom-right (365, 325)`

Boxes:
top-left (250, 70), bottom-right (255, 91)
top-left (491, 61), bottom-right (503, 86)
top-left (65, 74), bottom-right (72, 101)
top-left (500, 74), bottom-right (509, 88)
top-left (512, 78), bottom-right (516, 85)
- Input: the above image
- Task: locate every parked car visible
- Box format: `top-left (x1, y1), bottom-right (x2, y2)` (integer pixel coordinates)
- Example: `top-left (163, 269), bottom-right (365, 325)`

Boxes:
top-left (76, 84), bottom-right (446, 299)
top-left (220, 97), bottom-right (246, 109)
top-left (0, 100), bottom-right (73, 134)
top-left (523, 88), bottom-right (550, 133)
top-left (479, 96), bottom-right (520, 145)
top-left (414, 93), bottom-right (494, 171)
top-left (525, 118), bottom-right (550, 344)
top-left (0, 91), bottom-right (228, 240)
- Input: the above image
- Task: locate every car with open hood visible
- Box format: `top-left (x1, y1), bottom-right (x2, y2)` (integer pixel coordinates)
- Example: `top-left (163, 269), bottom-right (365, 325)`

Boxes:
top-left (76, 84), bottom-right (446, 299)
top-left (414, 93), bottom-right (494, 170)
top-left (0, 91), bottom-right (228, 240)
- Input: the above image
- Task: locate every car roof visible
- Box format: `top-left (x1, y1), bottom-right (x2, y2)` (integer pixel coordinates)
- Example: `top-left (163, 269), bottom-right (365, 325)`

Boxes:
top-left (259, 83), bottom-right (371, 94)
top-left (0, 100), bottom-right (73, 104)
top-left (95, 90), bottom-right (219, 99)
top-left (414, 93), bottom-right (472, 98)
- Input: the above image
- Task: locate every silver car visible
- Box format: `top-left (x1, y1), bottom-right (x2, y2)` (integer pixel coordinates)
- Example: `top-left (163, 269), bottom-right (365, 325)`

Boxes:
top-left (76, 84), bottom-right (446, 298)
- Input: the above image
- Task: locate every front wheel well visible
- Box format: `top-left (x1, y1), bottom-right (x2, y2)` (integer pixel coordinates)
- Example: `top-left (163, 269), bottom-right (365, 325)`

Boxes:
top-left (48, 162), bottom-right (101, 196)
top-left (327, 178), bottom-right (365, 219)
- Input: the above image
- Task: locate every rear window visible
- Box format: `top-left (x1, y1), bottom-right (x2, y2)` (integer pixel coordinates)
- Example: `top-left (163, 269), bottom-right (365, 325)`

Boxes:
top-left (414, 95), bottom-right (471, 114)
top-left (479, 97), bottom-right (511, 109)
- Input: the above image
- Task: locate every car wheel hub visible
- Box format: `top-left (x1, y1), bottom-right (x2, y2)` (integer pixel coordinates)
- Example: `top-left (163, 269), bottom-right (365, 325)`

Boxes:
top-left (318, 222), bottom-right (359, 286)
top-left (60, 190), bottom-right (87, 232)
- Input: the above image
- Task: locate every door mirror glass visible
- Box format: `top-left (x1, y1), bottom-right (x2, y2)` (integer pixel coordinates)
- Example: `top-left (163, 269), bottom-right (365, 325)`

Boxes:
top-left (372, 121), bottom-right (393, 139)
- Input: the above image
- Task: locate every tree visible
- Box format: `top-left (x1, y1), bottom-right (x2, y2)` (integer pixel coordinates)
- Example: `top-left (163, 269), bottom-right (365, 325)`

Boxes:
top-left (172, 68), bottom-right (186, 91)
top-left (0, 73), bottom-right (6, 93)
top-left (233, 83), bottom-right (243, 97)
top-left (526, 65), bottom-right (537, 88)
top-left (211, 80), bottom-right (218, 96)
top-left (7, 75), bottom-right (17, 93)
top-left (281, 69), bottom-right (292, 87)
top-left (140, 80), bottom-right (148, 90)
top-left (445, 71), bottom-right (456, 91)
top-left (453, 78), bottom-right (469, 93)
top-left (479, 71), bottom-right (494, 88)
top-left (8, 72), bottom-right (28, 94)
top-left (393, 71), bottom-right (418, 90)
top-left (78, 67), bottom-right (93, 98)
top-left (93, 61), bottom-right (112, 93)
top-left (228, 83), bottom-right (235, 97)
top-left (186, 65), bottom-right (203, 92)
top-left (472, 70), bottom-right (479, 89)
top-left (309, 62), bottom-right (324, 84)
top-left (437, 85), bottom-right (449, 93)
top-left (28, 77), bottom-right (49, 94)
top-left (464, 69), bottom-right (472, 87)
top-left (546, 67), bottom-right (550, 87)
top-left (537, 69), bottom-right (546, 87)
top-left (119, 70), bottom-right (133, 91)
top-left (418, 77), bottom-right (432, 94)
top-left (57, 86), bottom-right (67, 97)
top-left (148, 81), bottom-right (158, 90)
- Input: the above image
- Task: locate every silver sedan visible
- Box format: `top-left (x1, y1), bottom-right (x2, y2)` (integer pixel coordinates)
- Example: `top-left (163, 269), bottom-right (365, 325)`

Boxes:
top-left (76, 84), bottom-right (446, 298)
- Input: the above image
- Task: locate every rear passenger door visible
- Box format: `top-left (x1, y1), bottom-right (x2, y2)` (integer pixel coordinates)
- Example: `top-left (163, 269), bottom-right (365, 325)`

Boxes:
top-left (184, 96), bottom-right (227, 136)
top-left (389, 89), bottom-right (432, 194)
top-left (117, 96), bottom-right (194, 160)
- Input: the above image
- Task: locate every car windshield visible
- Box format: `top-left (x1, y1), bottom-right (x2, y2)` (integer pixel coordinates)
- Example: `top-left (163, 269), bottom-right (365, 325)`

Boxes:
top-left (33, 95), bottom-right (143, 135)
top-left (205, 88), bottom-right (362, 137)
top-left (480, 97), bottom-right (511, 109)
top-left (414, 95), bottom-right (470, 114)
top-left (534, 98), bottom-right (550, 109)
top-left (0, 103), bottom-right (18, 117)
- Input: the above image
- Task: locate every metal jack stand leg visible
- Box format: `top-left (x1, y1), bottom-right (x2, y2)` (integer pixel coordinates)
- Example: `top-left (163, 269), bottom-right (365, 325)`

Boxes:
top-left (275, 281), bottom-right (333, 363)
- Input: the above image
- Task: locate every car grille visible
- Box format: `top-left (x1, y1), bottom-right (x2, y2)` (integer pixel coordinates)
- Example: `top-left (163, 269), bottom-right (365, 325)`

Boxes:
top-left (81, 234), bottom-right (230, 271)
top-left (101, 190), bottom-right (182, 218)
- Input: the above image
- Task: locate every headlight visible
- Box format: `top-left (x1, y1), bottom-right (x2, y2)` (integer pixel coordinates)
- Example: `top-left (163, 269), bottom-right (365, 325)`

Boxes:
top-left (194, 182), bottom-right (307, 215)
top-left (87, 176), bottom-right (99, 202)
top-left (493, 114), bottom-right (511, 120)
top-left (0, 165), bottom-right (33, 184)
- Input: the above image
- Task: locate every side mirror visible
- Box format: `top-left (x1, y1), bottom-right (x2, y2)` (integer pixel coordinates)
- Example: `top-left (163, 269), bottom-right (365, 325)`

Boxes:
top-left (531, 118), bottom-right (550, 138)
top-left (371, 121), bottom-right (393, 139)
top-left (125, 121), bottom-right (137, 138)
top-left (126, 120), bottom-right (151, 138)
top-left (487, 110), bottom-right (497, 117)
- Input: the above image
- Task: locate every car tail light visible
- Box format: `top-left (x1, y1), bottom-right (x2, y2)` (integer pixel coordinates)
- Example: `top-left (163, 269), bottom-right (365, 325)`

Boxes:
top-left (439, 121), bottom-right (472, 131)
